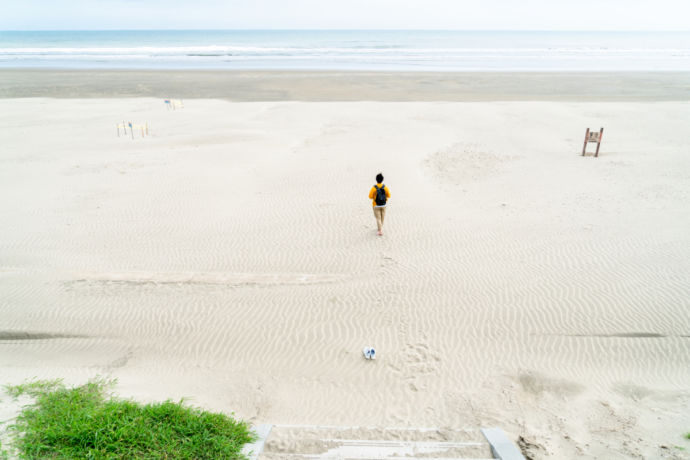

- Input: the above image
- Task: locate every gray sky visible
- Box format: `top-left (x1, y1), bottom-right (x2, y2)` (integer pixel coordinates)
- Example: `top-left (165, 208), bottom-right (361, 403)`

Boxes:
top-left (2, 0), bottom-right (690, 30)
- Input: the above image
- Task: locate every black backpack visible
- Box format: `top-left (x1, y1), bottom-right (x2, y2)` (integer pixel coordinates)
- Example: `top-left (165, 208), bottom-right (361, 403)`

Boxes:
top-left (374, 184), bottom-right (387, 206)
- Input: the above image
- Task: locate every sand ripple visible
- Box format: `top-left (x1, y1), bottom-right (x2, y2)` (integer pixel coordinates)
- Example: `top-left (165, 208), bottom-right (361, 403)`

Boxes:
top-left (1, 99), bottom-right (690, 459)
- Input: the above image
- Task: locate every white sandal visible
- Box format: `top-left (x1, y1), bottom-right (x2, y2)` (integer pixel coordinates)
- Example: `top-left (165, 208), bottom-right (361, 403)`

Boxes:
top-left (362, 347), bottom-right (376, 360)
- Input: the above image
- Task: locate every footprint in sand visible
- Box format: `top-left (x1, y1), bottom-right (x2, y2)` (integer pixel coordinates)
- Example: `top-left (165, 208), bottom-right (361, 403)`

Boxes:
top-left (387, 342), bottom-right (442, 392)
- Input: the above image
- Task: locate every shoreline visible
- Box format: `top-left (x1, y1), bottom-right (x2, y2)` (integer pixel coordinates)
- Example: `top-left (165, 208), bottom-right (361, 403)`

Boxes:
top-left (2, 69), bottom-right (690, 101)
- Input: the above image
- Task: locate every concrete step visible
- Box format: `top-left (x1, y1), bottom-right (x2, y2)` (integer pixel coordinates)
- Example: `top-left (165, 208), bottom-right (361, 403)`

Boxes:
top-left (255, 424), bottom-right (496, 460)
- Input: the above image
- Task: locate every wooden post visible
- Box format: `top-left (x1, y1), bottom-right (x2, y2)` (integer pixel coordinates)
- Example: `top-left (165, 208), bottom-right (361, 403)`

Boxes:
top-left (582, 128), bottom-right (590, 156)
top-left (595, 127), bottom-right (604, 157)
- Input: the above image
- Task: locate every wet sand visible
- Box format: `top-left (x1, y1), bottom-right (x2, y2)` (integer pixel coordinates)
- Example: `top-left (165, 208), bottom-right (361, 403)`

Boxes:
top-left (2, 69), bottom-right (690, 101)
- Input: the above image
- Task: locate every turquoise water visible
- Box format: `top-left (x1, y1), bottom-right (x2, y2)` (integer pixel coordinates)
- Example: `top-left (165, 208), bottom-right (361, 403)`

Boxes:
top-left (1, 30), bottom-right (690, 70)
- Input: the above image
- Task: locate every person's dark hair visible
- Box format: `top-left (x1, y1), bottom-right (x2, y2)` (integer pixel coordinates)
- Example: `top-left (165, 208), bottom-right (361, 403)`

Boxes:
top-left (376, 173), bottom-right (384, 184)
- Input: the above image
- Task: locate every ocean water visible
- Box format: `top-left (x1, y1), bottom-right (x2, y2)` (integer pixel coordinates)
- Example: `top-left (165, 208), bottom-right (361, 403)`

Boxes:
top-left (1, 30), bottom-right (690, 71)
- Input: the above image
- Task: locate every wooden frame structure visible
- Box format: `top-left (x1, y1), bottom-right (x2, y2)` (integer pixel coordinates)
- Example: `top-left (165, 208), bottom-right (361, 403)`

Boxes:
top-left (117, 121), bottom-right (149, 139)
top-left (582, 127), bottom-right (604, 157)
top-left (164, 99), bottom-right (184, 110)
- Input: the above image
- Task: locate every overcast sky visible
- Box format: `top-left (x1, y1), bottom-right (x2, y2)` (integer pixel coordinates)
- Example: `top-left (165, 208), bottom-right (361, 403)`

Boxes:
top-left (2, 0), bottom-right (690, 31)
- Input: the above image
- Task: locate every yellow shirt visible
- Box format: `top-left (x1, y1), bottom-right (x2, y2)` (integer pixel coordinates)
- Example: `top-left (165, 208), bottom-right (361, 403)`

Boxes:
top-left (369, 184), bottom-right (390, 207)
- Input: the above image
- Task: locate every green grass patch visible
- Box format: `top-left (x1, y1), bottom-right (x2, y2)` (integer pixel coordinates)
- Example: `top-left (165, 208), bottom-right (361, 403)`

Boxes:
top-left (4, 379), bottom-right (63, 398)
top-left (5, 379), bottom-right (254, 459)
top-left (0, 439), bottom-right (8, 460)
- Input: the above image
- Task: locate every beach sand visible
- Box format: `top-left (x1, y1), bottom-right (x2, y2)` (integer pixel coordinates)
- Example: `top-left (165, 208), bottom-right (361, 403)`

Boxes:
top-left (3, 70), bottom-right (690, 101)
top-left (1, 72), bottom-right (690, 458)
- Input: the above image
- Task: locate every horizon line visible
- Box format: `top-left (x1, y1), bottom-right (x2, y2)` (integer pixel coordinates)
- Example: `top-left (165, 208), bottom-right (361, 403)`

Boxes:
top-left (2, 28), bottom-right (690, 33)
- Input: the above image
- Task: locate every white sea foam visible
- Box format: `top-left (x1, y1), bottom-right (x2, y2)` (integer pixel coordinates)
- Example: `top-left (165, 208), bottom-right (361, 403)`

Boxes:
top-left (1, 30), bottom-right (689, 70)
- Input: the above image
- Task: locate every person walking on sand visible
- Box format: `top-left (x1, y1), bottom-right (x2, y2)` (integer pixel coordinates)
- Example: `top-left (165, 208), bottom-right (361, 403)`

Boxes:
top-left (369, 173), bottom-right (390, 236)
